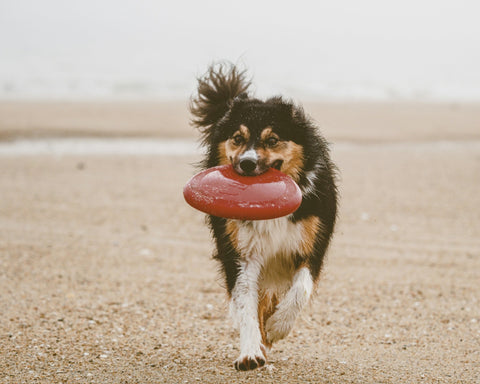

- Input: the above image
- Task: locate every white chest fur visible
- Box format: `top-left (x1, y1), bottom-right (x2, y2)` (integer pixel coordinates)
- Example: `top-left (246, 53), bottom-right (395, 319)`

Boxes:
top-left (234, 217), bottom-right (304, 261)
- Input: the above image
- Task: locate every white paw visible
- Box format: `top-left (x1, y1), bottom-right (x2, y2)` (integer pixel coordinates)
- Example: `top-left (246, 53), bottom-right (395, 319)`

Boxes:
top-left (234, 345), bottom-right (267, 371)
top-left (265, 311), bottom-right (295, 344)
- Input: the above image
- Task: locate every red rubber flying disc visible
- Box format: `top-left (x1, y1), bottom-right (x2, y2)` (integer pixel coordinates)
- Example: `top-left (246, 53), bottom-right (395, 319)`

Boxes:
top-left (183, 165), bottom-right (302, 220)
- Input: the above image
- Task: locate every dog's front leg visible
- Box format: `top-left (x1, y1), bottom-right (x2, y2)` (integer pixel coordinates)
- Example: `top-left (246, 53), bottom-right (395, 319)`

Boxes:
top-left (230, 259), bottom-right (266, 371)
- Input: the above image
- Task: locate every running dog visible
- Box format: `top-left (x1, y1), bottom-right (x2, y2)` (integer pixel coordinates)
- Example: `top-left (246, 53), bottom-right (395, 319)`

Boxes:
top-left (190, 63), bottom-right (338, 370)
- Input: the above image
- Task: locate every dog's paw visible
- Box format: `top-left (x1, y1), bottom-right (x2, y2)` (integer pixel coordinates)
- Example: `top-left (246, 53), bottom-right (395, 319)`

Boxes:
top-left (234, 346), bottom-right (267, 371)
top-left (265, 311), bottom-right (294, 344)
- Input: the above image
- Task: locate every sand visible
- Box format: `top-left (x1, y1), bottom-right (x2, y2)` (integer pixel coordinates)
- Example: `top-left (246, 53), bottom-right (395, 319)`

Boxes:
top-left (0, 101), bottom-right (479, 383)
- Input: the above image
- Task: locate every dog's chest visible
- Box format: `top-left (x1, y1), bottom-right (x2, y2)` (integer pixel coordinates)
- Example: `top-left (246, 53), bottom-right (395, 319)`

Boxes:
top-left (233, 217), bottom-right (304, 261)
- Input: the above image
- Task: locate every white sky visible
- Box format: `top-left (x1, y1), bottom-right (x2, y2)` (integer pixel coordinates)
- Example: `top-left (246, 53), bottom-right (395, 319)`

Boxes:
top-left (1, 0), bottom-right (479, 100)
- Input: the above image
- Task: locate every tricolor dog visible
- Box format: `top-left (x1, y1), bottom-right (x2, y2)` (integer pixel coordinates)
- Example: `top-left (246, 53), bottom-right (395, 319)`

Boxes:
top-left (190, 63), bottom-right (338, 370)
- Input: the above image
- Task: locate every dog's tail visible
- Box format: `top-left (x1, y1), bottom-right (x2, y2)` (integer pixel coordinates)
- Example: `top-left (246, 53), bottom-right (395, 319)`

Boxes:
top-left (190, 63), bottom-right (250, 131)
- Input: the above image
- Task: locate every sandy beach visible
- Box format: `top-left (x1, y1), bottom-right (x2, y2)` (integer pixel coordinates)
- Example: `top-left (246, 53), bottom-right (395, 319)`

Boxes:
top-left (0, 101), bottom-right (479, 383)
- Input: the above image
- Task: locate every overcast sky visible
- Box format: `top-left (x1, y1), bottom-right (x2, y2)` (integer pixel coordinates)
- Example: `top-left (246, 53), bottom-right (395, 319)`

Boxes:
top-left (1, 0), bottom-right (479, 100)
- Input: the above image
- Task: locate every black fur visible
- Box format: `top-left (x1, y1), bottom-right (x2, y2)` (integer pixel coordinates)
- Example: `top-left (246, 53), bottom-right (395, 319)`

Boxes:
top-left (191, 62), bottom-right (338, 294)
top-left (190, 64), bottom-right (250, 142)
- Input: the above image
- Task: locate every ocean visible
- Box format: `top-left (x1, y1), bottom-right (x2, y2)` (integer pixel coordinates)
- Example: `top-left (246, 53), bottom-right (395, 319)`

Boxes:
top-left (1, 0), bottom-right (479, 101)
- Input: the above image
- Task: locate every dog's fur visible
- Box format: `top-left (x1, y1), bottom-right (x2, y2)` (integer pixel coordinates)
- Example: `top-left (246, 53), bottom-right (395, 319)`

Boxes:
top-left (190, 63), bottom-right (338, 371)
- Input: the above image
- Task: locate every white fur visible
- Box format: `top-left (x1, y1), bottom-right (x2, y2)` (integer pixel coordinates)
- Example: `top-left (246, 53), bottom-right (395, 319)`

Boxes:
top-left (301, 169), bottom-right (318, 196)
top-left (300, 160), bottom-right (325, 197)
top-left (235, 217), bottom-right (306, 297)
top-left (230, 259), bottom-right (265, 365)
top-left (235, 217), bottom-right (304, 262)
top-left (240, 148), bottom-right (258, 161)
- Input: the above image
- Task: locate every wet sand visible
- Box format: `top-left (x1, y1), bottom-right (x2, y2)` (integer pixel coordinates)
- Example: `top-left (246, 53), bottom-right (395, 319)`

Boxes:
top-left (0, 101), bottom-right (479, 383)
top-left (2, 101), bottom-right (480, 142)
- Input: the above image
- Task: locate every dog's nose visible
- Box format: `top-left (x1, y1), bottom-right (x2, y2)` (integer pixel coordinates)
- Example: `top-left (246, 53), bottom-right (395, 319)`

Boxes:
top-left (239, 158), bottom-right (257, 173)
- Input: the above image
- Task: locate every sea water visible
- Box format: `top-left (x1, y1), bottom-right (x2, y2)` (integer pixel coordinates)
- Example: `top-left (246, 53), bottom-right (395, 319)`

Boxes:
top-left (1, 0), bottom-right (480, 102)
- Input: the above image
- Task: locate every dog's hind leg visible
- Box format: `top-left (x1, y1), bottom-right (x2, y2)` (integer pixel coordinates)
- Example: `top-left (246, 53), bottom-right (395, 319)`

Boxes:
top-left (230, 260), bottom-right (267, 371)
top-left (265, 266), bottom-right (314, 345)
top-left (258, 292), bottom-right (278, 349)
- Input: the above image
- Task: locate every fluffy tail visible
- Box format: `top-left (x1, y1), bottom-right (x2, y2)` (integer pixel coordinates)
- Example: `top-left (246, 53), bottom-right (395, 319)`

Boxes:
top-left (190, 63), bottom-right (250, 131)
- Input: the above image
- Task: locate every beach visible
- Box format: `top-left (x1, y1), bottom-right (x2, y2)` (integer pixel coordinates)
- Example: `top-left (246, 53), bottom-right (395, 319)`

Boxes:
top-left (0, 101), bottom-right (479, 383)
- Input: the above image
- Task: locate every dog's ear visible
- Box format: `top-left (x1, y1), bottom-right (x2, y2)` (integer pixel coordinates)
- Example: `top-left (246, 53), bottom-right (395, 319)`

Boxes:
top-left (190, 63), bottom-right (250, 133)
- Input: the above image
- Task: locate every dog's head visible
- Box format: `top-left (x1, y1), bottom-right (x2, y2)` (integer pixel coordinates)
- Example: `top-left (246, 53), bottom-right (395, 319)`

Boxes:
top-left (215, 98), bottom-right (304, 181)
top-left (191, 63), bottom-right (323, 183)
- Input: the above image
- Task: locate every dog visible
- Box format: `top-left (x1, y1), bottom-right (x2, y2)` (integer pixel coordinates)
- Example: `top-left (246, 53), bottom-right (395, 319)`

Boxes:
top-left (190, 63), bottom-right (338, 371)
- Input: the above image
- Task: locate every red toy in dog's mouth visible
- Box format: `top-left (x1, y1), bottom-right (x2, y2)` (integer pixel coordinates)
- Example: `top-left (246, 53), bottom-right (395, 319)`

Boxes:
top-left (183, 164), bottom-right (302, 220)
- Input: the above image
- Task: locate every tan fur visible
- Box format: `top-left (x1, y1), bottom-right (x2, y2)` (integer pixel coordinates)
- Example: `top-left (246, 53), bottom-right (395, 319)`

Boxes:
top-left (260, 127), bottom-right (277, 141)
top-left (258, 127), bottom-right (305, 181)
top-left (219, 125), bottom-right (252, 166)
top-left (255, 141), bottom-right (304, 181)
top-left (217, 141), bottom-right (229, 165)
top-left (258, 292), bottom-right (278, 348)
top-left (277, 142), bottom-right (304, 181)
top-left (224, 140), bottom-right (245, 163)
top-left (239, 124), bottom-right (250, 141)
top-left (225, 219), bottom-right (239, 249)
top-left (300, 216), bottom-right (322, 255)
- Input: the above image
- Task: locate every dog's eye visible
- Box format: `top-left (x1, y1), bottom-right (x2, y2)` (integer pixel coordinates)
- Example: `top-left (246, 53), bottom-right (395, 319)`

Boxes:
top-left (265, 137), bottom-right (279, 147)
top-left (232, 135), bottom-right (244, 146)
